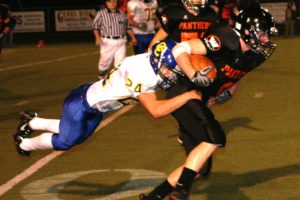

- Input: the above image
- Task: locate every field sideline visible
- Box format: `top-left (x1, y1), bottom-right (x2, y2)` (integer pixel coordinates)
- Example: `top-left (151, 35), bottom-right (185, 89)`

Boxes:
top-left (0, 37), bottom-right (299, 200)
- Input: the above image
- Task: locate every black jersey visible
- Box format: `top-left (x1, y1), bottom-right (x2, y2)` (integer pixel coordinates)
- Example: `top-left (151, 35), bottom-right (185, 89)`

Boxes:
top-left (157, 4), bottom-right (217, 42)
top-left (199, 23), bottom-right (266, 99)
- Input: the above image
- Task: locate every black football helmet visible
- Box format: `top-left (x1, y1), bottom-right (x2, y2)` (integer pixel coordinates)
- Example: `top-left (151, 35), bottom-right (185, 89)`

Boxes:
top-left (181, 0), bottom-right (208, 16)
top-left (234, 6), bottom-right (277, 58)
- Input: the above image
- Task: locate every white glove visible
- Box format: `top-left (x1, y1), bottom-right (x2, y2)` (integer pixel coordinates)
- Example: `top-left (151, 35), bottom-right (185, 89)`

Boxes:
top-left (191, 66), bottom-right (214, 87)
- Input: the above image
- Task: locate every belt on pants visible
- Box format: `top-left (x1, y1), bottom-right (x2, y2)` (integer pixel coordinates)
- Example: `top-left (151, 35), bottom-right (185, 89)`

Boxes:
top-left (102, 35), bottom-right (125, 39)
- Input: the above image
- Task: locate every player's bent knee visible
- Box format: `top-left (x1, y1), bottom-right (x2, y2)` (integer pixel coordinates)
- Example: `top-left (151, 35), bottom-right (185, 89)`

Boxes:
top-left (206, 119), bottom-right (226, 147)
top-left (51, 133), bottom-right (76, 150)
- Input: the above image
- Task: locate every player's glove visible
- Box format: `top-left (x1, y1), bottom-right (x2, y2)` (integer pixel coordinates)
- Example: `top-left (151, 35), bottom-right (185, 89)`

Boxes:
top-left (215, 89), bottom-right (232, 104)
top-left (0, 33), bottom-right (4, 39)
top-left (191, 66), bottom-right (214, 87)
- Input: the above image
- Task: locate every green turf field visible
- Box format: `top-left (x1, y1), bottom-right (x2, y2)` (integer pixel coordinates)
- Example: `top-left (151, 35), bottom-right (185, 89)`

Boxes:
top-left (0, 37), bottom-right (299, 200)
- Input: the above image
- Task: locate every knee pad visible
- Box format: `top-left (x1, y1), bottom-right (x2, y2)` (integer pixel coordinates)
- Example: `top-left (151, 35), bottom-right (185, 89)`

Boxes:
top-left (205, 119), bottom-right (226, 147)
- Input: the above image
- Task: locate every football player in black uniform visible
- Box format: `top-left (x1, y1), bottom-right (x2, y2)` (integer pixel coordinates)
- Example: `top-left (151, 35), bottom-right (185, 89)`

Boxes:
top-left (149, 0), bottom-right (217, 47)
top-left (148, 0), bottom-right (220, 180)
top-left (140, 5), bottom-right (277, 200)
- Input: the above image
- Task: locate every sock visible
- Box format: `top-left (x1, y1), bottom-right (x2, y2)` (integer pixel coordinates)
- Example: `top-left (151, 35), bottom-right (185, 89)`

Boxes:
top-left (29, 117), bottom-right (60, 133)
top-left (147, 180), bottom-right (174, 200)
top-left (20, 132), bottom-right (54, 151)
top-left (175, 167), bottom-right (197, 192)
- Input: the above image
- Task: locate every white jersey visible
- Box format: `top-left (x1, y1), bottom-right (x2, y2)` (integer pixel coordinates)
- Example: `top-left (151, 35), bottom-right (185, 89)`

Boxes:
top-left (127, 0), bottom-right (158, 34)
top-left (86, 53), bottom-right (158, 113)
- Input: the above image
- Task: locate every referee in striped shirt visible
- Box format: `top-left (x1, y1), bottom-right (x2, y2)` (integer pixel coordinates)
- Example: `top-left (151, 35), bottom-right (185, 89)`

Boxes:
top-left (93, 0), bottom-right (137, 79)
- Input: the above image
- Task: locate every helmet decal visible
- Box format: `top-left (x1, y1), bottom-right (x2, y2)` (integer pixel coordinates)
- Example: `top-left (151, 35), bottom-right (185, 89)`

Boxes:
top-left (205, 35), bottom-right (221, 51)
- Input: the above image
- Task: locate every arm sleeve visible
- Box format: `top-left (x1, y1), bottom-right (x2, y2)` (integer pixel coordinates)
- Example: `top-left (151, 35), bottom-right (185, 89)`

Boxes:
top-left (200, 24), bottom-right (240, 56)
top-left (236, 50), bottom-right (266, 72)
top-left (92, 12), bottom-right (101, 29)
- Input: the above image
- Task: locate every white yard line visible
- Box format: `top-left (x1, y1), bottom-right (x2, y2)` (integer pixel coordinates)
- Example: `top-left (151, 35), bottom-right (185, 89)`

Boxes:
top-left (0, 104), bottom-right (135, 196)
top-left (0, 52), bottom-right (98, 72)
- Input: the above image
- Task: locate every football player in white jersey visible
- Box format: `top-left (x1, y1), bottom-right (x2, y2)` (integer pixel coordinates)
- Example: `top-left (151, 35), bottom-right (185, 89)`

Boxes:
top-left (12, 40), bottom-right (202, 157)
top-left (127, 0), bottom-right (159, 54)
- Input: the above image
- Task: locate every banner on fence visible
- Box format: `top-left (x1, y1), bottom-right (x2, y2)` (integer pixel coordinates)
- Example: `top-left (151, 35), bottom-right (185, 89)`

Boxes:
top-left (55, 9), bottom-right (96, 31)
top-left (12, 11), bottom-right (45, 33)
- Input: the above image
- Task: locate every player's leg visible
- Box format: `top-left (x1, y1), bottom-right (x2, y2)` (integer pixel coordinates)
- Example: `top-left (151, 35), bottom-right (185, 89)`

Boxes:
top-left (141, 142), bottom-right (218, 200)
top-left (179, 125), bottom-right (213, 178)
top-left (52, 84), bottom-right (103, 150)
top-left (29, 117), bottom-right (60, 133)
top-left (143, 34), bottom-right (154, 52)
top-left (134, 34), bottom-right (154, 54)
top-left (133, 34), bottom-right (154, 54)
top-left (14, 84), bottom-right (103, 156)
top-left (133, 34), bottom-right (142, 55)
top-left (141, 85), bottom-right (226, 199)
top-left (167, 81), bottom-right (215, 177)
top-left (142, 137), bottom-right (223, 200)
top-left (168, 117), bottom-right (226, 199)
top-left (166, 142), bottom-right (217, 200)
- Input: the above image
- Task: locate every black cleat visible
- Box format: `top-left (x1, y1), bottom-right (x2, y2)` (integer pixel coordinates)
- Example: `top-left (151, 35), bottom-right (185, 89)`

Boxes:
top-left (12, 111), bottom-right (37, 157)
top-left (17, 111), bottom-right (37, 138)
top-left (169, 191), bottom-right (189, 200)
top-left (12, 131), bottom-right (31, 156)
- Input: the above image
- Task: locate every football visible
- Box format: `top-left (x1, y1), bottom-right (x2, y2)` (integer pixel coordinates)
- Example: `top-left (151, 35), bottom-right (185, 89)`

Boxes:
top-left (190, 54), bottom-right (217, 79)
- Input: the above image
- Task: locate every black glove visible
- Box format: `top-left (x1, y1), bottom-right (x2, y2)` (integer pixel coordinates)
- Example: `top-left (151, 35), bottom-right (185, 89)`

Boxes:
top-left (215, 89), bottom-right (232, 104)
top-left (191, 66), bottom-right (214, 87)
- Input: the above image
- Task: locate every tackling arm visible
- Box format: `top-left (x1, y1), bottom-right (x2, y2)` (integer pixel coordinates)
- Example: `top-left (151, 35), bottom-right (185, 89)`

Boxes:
top-left (138, 90), bottom-right (202, 118)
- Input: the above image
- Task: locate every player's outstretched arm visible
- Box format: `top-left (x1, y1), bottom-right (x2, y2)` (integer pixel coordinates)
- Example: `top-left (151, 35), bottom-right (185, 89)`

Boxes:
top-left (138, 90), bottom-right (202, 118)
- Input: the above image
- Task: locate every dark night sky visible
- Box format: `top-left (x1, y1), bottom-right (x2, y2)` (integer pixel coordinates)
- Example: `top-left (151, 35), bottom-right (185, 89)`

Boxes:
top-left (0, 0), bottom-right (105, 9)
top-left (0, 0), bottom-right (287, 10)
